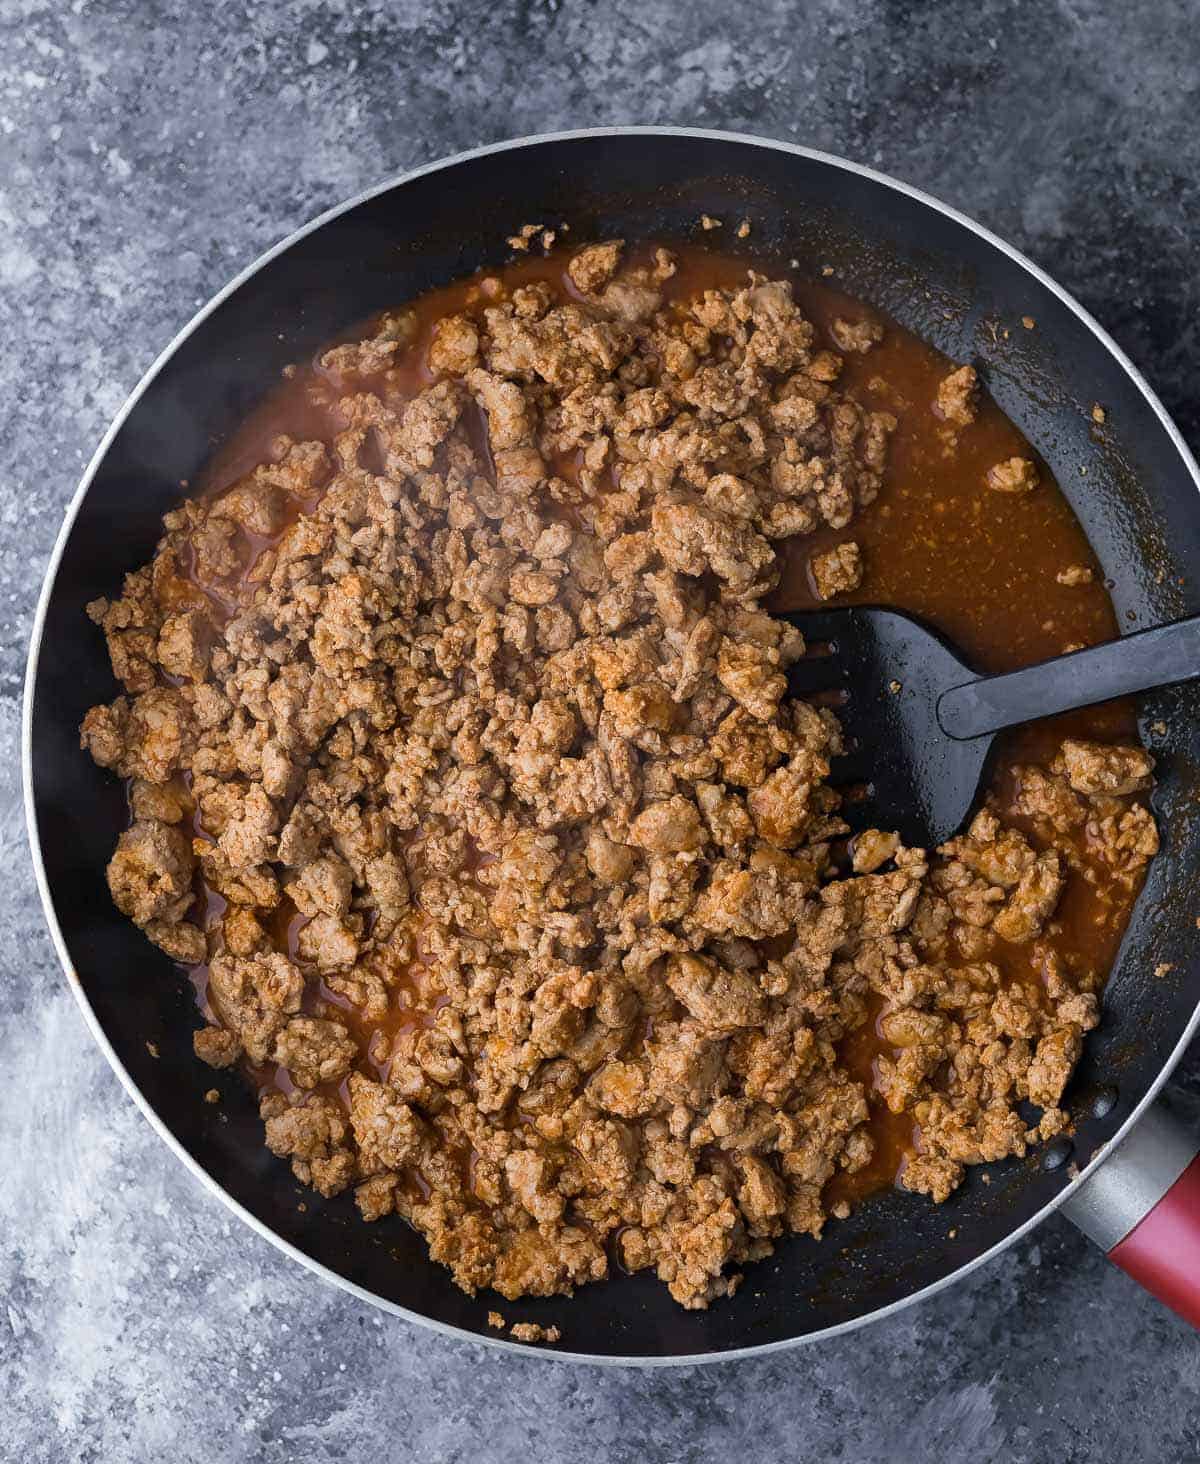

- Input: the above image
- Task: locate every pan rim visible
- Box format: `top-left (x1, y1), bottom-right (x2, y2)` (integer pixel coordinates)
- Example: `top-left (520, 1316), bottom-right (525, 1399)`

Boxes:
top-left (22, 124), bottom-right (1200, 1367)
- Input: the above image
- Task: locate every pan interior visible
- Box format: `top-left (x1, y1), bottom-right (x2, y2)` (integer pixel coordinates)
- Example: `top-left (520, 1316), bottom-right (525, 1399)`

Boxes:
top-left (29, 133), bottom-right (1200, 1359)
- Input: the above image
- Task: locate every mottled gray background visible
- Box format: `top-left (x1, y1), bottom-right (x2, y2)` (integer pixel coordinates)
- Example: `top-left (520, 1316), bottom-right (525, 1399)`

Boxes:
top-left (4, 1), bottom-right (1200, 1460)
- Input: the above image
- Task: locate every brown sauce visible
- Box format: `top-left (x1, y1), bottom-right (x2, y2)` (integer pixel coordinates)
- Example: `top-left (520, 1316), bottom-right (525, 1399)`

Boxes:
top-left (179, 243), bottom-right (1147, 1210)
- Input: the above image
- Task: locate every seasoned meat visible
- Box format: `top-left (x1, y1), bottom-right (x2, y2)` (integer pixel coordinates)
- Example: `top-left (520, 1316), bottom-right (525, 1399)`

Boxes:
top-left (936, 364), bottom-right (978, 426)
top-left (80, 238), bottom-right (1155, 1314)
top-left (107, 818), bottom-right (194, 928)
top-left (261, 1092), bottom-right (356, 1197)
top-left (427, 315), bottom-right (480, 376)
top-left (567, 240), bottom-right (624, 293)
top-left (986, 456), bottom-right (1039, 494)
top-left (1056, 564), bottom-right (1094, 587)
top-left (809, 541), bottom-right (863, 600)
top-left (204, 950), bottom-right (304, 1065)
top-left (665, 952), bottom-right (766, 1031)
top-left (830, 316), bottom-right (883, 353)
top-left (272, 1016), bottom-right (357, 1089)
top-left (1059, 738), bottom-right (1153, 797)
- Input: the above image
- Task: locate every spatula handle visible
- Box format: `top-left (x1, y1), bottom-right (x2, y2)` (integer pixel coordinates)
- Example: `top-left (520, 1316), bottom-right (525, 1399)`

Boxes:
top-left (936, 614), bottom-right (1200, 741)
top-left (1062, 1099), bottom-right (1200, 1332)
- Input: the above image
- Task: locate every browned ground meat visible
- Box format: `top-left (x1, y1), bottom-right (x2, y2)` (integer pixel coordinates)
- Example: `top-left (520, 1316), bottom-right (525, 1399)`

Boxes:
top-left (508, 1322), bottom-right (562, 1344)
top-left (830, 316), bottom-right (883, 353)
top-left (986, 456), bottom-right (1039, 494)
top-left (936, 364), bottom-right (978, 426)
top-left (1056, 563), bottom-right (1094, 587)
top-left (1059, 737), bottom-right (1154, 797)
top-left (809, 541), bottom-right (863, 599)
top-left (80, 241), bottom-right (1157, 1312)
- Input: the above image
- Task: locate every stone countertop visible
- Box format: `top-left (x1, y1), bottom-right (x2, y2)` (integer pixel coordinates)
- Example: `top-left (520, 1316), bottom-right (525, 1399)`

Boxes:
top-left (3, 2), bottom-right (1199, 1459)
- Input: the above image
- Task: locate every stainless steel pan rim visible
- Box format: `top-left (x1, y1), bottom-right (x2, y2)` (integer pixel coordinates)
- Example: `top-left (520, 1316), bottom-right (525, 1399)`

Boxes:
top-left (23, 125), bottom-right (1200, 1367)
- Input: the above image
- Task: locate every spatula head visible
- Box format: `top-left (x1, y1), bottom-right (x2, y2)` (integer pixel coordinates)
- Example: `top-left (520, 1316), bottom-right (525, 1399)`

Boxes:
top-left (781, 607), bottom-right (991, 849)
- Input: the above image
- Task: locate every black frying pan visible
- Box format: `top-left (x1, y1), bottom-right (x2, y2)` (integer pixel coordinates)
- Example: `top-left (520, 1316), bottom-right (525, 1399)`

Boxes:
top-left (24, 129), bottom-right (1200, 1362)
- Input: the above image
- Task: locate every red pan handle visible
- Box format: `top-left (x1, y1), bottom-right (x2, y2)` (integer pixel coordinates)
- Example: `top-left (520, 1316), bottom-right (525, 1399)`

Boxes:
top-left (1062, 1100), bottom-right (1200, 1328)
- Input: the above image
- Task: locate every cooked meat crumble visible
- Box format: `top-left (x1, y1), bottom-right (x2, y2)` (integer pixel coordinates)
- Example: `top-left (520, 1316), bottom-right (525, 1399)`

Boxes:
top-left (935, 364), bottom-right (978, 426)
top-left (80, 240), bottom-right (1157, 1311)
top-left (986, 455), bottom-right (1040, 494)
top-left (1057, 564), bottom-right (1094, 587)
top-left (809, 541), bottom-right (863, 600)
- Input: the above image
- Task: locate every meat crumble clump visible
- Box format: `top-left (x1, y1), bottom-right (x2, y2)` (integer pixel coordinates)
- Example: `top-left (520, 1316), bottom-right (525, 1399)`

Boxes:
top-left (830, 316), bottom-right (883, 353)
top-left (80, 243), bottom-right (1157, 1311)
top-left (1056, 564), bottom-right (1094, 587)
top-left (509, 1321), bottom-right (562, 1344)
top-left (935, 364), bottom-right (978, 426)
top-left (809, 541), bottom-right (863, 600)
top-left (986, 456), bottom-right (1039, 494)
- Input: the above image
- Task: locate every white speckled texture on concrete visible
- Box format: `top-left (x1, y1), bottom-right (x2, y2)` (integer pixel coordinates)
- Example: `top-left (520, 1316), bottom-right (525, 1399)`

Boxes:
top-left (4, 2), bottom-right (1200, 1460)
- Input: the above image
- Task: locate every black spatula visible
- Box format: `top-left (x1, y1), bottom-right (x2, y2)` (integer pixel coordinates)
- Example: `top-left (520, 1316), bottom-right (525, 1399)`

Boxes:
top-left (780, 607), bottom-right (1200, 847)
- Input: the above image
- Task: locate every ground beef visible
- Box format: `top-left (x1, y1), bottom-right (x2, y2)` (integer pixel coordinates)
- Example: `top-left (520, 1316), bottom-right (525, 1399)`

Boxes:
top-left (567, 240), bottom-right (624, 294)
top-left (1059, 737), bottom-right (1154, 797)
top-left (830, 316), bottom-right (883, 353)
top-left (809, 541), bottom-right (863, 600)
top-left (81, 240), bottom-right (1156, 1312)
top-left (986, 456), bottom-right (1039, 494)
top-left (508, 1321), bottom-right (562, 1344)
top-left (935, 364), bottom-right (978, 426)
top-left (1056, 564), bottom-right (1094, 587)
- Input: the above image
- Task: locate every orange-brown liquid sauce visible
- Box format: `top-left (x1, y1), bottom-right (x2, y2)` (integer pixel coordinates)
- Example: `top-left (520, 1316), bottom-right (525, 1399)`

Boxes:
top-left (178, 242), bottom-right (1146, 1210)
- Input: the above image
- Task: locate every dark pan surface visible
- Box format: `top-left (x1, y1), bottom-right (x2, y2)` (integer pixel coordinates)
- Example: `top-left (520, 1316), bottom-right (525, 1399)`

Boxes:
top-left (26, 131), bottom-right (1200, 1360)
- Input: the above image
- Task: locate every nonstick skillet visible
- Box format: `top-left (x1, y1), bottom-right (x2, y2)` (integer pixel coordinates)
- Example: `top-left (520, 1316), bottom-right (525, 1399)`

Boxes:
top-left (23, 128), bottom-right (1200, 1362)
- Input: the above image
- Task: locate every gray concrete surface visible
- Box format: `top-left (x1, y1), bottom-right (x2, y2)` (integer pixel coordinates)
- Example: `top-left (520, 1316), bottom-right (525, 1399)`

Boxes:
top-left (3, 1), bottom-right (1199, 1459)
